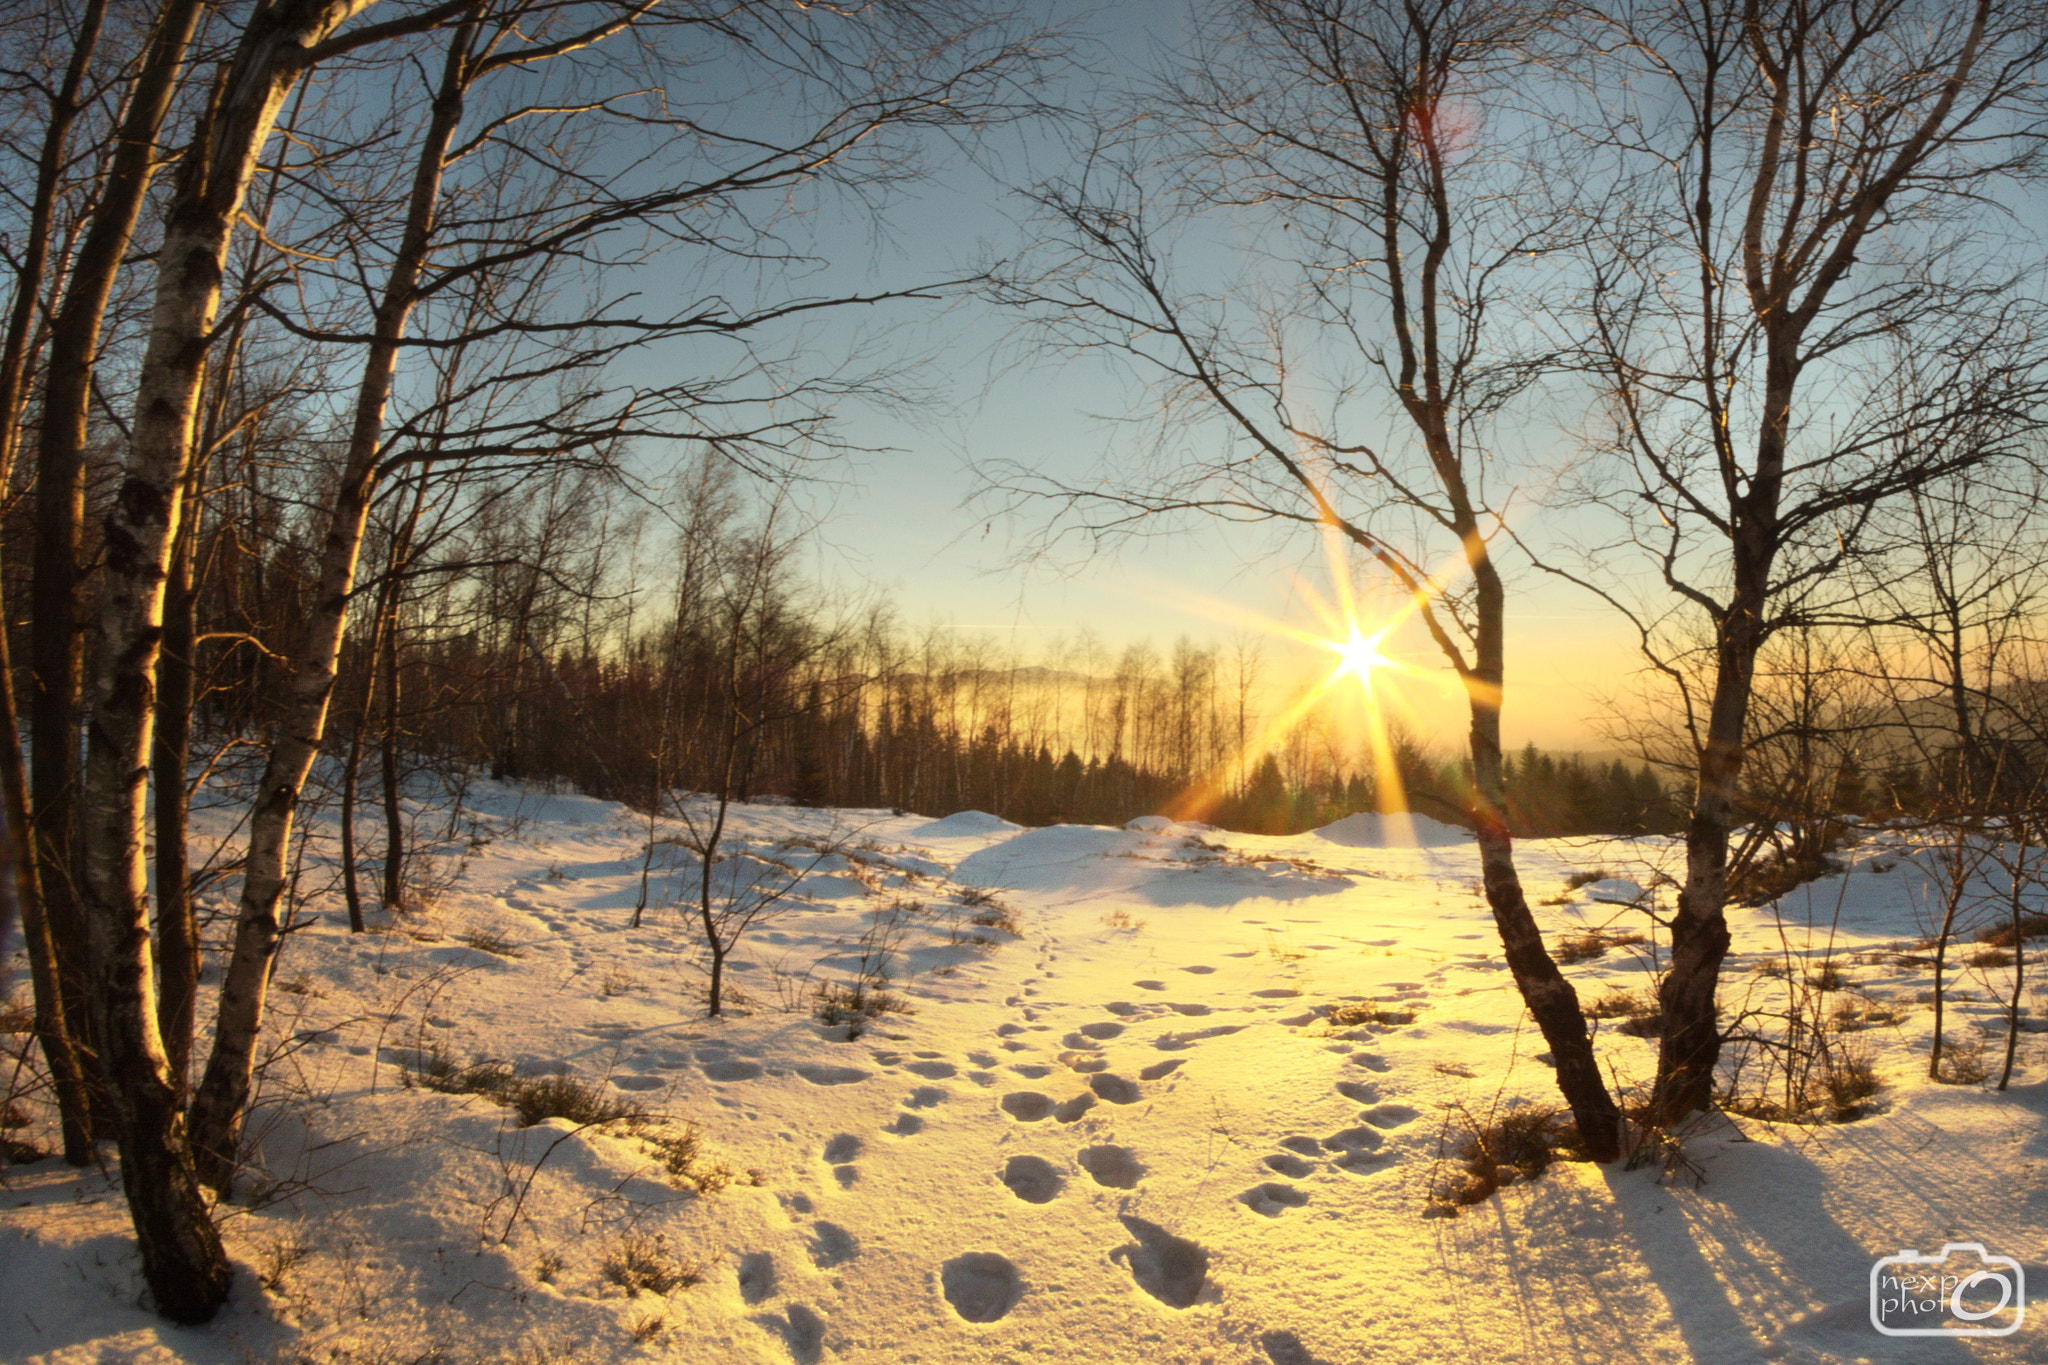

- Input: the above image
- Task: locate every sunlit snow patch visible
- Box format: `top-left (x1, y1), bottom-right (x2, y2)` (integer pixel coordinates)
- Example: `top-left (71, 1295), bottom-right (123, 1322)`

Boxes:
top-left (908, 810), bottom-right (1021, 838)
top-left (1312, 812), bottom-right (1471, 848)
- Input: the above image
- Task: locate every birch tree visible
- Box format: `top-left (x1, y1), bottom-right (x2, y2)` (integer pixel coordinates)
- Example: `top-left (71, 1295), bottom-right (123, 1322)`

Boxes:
top-left (1561, 0), bottom-right (2048, 1122)
top-left (991, 0), bottom-right (1625, 1156)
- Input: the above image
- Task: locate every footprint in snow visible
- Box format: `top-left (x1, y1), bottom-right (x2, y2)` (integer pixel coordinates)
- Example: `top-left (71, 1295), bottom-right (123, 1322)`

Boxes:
top-left (1263, 1152), bottom-right (1318, 1179)
top-left (1000, 1092), bottom-right (1055, 1122)
top-left (1321, 1126), bottom-right (1384, 1153)
top-left (995, 1023), bottom-right (1026, 1037)
top-left (702, 1059), bottom-right (765, 1082)
top-left (1000, 1154), bottom-right (1064, 1204)
top-left (903, 1086), bottom-right (948, 1109)
top-left (736, 1251), bottom-right (777, 1305)
top-left (1260, 1329), bottom-right (1338, 1365)
top-left (757, 1303), bottom-right (825, 1365)
top-left (1361, 1103), bottom-right (1420, 1129)
top-left (1182, 964), bottom-right (1218, 975)
top-left (610, 1073), bottom-right (664, 1091)
top-left (1079, 1020), bottom-right (1125, 1040)
top-left (1133, 980), bottom-right (1168, 991)
top-left (1053, 1093), bottom-right (1096, 1123)
top-left (1334, 1080), bottom-right (1380, 1105)
top-left (1153, 1024), bottom-right (1246, 1051)
top-left (1169, 1002), bottom-right (1212, 1017)
top-left (1111, 1216), bottom-right (1209, 1309)
top-left (1138, 1058), bottom-right (1183, 1081)
top-left (1347, 1053), bottom-right (1391, 1072)
top-left (807, 1222), bottom-right (858, 1268)
top-left (904, 1060), bottom-right (957, 1080)
top-left (796, 1065), bottom-right (871, 1086)
top-left (1060, 1051), bottom-right (1109, 1075)
top-left (1277, 1135), bottom-right (1324, 1158)
top-left (1077, 1144), bottom-right (1144, 1189)
top-left (1104, 1001), bottom-right (1141, 1017)
top-left (1239, 1182), bottom-right (1309, 1217)
top-left (1250, 988), bottom-right (1300, 999)
top-left (1061, 1032), bottom-right (1104, 1051)
top-left (967, 1050), bottom-right (998, 1067)
top-left (941, 1252), bottom-right (1024, 1323)
top-left (885, 1113), bottom-right (923, 1136)
top-left (822, 1134), bottom-right (862, 1163)
top-left (1088, 1073), bottom-right (1141, 1105)
top-left (1011, 1064), bottom-right (1054, 1079)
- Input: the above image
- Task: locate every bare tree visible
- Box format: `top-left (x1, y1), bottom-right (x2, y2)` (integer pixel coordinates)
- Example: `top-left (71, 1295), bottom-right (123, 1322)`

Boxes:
top-left (991, 0), bottom-right (1624, 1155)
top-left (1555, 0), bottom-right (2048, 1122)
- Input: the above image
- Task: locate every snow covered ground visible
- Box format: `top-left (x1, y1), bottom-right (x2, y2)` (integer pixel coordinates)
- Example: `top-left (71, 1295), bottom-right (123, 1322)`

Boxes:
top-left (4, 781), bottom-right (2047, 1364)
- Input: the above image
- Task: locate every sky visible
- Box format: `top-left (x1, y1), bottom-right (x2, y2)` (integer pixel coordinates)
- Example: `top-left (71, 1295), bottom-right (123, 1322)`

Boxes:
top-left (622, 0), bottom-right (1653, 755)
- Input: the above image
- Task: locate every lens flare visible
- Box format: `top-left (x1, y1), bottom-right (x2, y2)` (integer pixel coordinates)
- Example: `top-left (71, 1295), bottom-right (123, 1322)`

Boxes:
top-left (1322, 621), bottom-right (1393, 692)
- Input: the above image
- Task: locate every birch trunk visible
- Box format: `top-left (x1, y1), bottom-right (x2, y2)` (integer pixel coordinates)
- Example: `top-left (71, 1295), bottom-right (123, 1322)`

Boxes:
top-left (32, 0), bottom-right (208, 1155)
top-left (78, 0), bottom-right (386, 1321)
top-left (187, 19), bottom-right (475, 1187)
top-left (0, 0), bottom-right (110, 1164)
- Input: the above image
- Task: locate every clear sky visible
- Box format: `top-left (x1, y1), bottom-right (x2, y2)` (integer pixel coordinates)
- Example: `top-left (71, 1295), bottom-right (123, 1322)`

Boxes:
top-left (627, 0), bottom-right (1651, 755)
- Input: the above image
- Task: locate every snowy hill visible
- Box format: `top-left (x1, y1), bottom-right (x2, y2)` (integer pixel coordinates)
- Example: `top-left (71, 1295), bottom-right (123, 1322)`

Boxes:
top-left (3, 784), bottom-right (2046, 1364)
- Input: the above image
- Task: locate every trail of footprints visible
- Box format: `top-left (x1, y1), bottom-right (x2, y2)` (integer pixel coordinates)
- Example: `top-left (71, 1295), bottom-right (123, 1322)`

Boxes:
top-left (724, 931), bottom-right (1433, 1349)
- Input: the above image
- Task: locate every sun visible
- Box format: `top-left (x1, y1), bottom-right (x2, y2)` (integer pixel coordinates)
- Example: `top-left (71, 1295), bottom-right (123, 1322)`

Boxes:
top-left (1320, 620), bottom-right (1393, 691)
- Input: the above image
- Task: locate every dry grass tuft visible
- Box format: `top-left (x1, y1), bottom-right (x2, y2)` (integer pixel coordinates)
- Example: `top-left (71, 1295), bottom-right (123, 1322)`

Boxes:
top-left (1427, 1105), bottom-right (1581, 1213)
top-left (601, 1234), bottom-right (702, 1296)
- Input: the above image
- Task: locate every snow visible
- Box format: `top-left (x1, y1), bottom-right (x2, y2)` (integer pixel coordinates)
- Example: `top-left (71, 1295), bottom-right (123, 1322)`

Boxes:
top-left (4, 784), bottom-right (2048, 1364)
top-left (907, 810), bottom-right (1020, 839)
top-left (1312, 811), bottom-right (1473, 848)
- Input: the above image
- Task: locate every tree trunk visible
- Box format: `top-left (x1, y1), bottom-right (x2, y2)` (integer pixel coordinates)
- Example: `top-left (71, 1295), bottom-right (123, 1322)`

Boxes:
top-left (153, 521), bottom-right (200, 1093)
top-left (1650, 570), bottom-right (1765, 1122)
top-left (187, 19), bottom-right (476, 1186)
top-left (0, 0), bottom-right (110, 1166)
top-left (381, 625), bottom-right (406, 911)
top-left (79, 0), bottom-right (395, 1318)
top-left (31, 0), bottom-right (208, 1153)
top-left (0, 597), bottom-right (92, 1162)
top-left (1463, 545), bottom-right (1622, 1161)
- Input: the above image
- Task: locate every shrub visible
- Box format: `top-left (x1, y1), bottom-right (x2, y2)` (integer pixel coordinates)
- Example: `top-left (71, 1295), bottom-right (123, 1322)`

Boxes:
top-left (1554, 931), bottom-right (1608, 965)
top-left (460, 929), bottom-right (523, 958)
top-left (1805, 961), bottom-right (1850, 991)
top-left (642, 1122), bottom-right (734, 1196)
top-left (1329, 1000), bottom-right (1417, 1027)
top-left (1977, 913), bottom-right (2048, 948)
top-left (1724, 1041), bottom-right (1885, 1122)
top-left (600, 1234), bottom-right (702, 1296)
top-left (813, 979), bottom-right (912, 1040)
top-left (1965, 947), bottom-right (2015, 969)
top-left (1584, 988), bottom-right (1652, 1021)
top-left (1564, 869), bottom-right (1610, 891)
top-left (512, 1074), bottom-right (644, 1129)
top-left (1615, 1009), bottom-right (1665, 1038)
top-left (970, 906), bottom-right (1021, 935)
top-left (1934, 1035), bottom-right (1988, 1085)
top-left (1728, 852), bottom-right (1839, 907)
top-left (1830, 996), bottom-right (1907, 1032)
top-left (1429, 1106), bottom-right (1580, 1212)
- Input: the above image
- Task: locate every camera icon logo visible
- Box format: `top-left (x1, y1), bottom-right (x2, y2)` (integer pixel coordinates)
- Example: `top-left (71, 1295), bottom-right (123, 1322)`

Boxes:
top-left (1869, 1243), bottom-right (2026, 1337)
